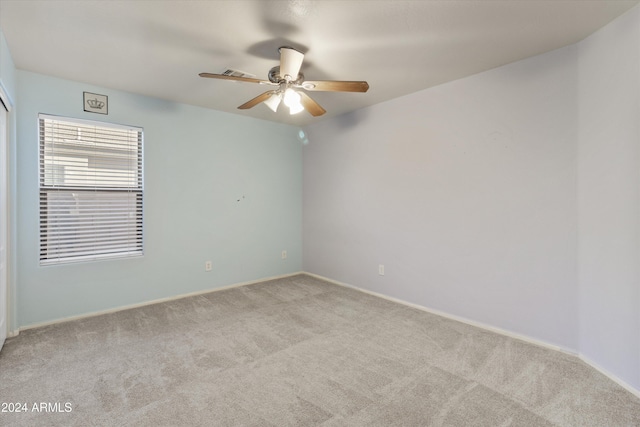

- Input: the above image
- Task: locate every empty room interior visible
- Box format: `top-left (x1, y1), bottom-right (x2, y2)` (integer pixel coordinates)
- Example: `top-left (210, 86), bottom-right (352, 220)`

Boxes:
top-left (0, 0), bottom-right (639, 425)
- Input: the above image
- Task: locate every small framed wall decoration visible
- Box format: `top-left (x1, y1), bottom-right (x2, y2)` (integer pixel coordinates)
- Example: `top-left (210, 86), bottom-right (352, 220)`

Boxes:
top-left (83, 92), bottom-right (108, 115)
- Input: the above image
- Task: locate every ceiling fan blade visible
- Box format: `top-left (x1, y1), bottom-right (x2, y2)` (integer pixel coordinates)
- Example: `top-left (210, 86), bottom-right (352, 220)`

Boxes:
top-left (238, 91), bottom-right (278, 110)
top-left (279, 47), bottom-right (304, 81)
top-left (298, 92), bottom-right (326, 117)
top-left (301, 80), bottom-right (369, 93)
top-left (199, 73), bottom-right (269, 84)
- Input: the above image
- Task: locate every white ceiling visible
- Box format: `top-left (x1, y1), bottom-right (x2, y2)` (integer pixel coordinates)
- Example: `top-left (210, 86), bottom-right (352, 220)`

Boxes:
top-left (0, 0), bottom-right (637, 126)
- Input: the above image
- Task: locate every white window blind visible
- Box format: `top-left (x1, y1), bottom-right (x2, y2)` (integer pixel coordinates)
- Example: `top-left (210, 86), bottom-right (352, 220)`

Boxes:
top-left (39, 114), bottom-right (143, 264)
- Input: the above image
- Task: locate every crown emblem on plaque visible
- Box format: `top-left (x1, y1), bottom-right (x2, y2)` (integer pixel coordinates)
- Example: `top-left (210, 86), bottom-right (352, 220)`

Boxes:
top-left (87, 98), bottom-right (105, 109)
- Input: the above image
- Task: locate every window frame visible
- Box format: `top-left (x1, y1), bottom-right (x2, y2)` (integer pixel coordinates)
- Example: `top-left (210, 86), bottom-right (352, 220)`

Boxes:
top-left (38, 114), bottom-right (144, 265)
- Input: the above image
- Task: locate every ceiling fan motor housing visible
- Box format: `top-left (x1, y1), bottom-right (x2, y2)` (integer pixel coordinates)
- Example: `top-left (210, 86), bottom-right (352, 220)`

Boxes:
top-left (268, 66), bottom-right (304, 85)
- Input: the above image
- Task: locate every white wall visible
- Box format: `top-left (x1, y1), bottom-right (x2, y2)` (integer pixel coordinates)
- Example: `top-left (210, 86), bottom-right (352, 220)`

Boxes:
top-left (0, 28), bottom-right (18, 335)
top-left (304, 45), bottom-right (579, 351)
top-left (16, 71), bottom-right (303, 328)
top-left (578, 6), bottom-right (640, 390)
top-left (0, 29), bottom-right (16, 102)
top-left (304, 4), bottom-right (640, 392)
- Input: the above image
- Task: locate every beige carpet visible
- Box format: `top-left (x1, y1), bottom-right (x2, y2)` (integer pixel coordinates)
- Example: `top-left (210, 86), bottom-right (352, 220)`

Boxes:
top-left (1, 274), bottom-right (639, 426)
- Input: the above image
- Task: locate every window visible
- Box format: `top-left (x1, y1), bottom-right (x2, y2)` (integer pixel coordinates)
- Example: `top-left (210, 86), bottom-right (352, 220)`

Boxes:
top-left (39, 114), bottom-right (143, 264)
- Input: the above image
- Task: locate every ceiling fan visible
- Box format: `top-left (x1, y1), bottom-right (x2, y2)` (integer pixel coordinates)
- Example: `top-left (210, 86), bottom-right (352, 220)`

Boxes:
top-left (199, 47), bottom-right (369, 117)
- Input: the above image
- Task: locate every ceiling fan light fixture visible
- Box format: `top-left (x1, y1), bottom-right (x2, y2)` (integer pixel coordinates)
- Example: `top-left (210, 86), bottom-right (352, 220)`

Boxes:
top-left (200, 45), bottom-right (368, 118)
top-left (264, 93), bottom-right (282, 112)
top-left (289, 102), bottom-right (305, 115)
top-left (283, 88), bottom-right (304, 114)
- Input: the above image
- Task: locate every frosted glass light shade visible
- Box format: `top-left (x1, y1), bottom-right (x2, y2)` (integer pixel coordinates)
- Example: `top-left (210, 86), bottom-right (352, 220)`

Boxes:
top-left (283, 88), bottom-right (304, 115)
top-left (264, 93), bottom-right (282, 112)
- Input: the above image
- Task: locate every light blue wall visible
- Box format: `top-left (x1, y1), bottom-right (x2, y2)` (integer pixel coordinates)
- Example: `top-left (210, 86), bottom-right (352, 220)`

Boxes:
top-left (16, 71), bottom-right (302, 327)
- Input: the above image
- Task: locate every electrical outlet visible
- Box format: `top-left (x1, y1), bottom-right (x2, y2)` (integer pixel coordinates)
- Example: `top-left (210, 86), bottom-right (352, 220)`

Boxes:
top-left (282, 250), bottom-right (287, 260)
top-left (378, 264), bottom-right (385, 276)
top-left (205, 261), bottom-right (212, 272)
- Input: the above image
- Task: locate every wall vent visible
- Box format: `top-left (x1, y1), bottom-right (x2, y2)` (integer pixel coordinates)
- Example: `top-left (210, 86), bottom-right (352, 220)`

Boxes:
top-left (220, 68), bottom-right (256, 79)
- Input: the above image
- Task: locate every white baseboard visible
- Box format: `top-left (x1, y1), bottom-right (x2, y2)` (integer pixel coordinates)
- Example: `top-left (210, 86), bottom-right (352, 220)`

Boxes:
top-left (579, 354), bottom-right (640, 399)
top-left (304, 272), bottom-right (575, 355)
top-left (11, 270), bottom-right (640, 398)
top-left (18, 271), bottom-right (304, 333)
top-left (304, 272), bottom-right (640, 398)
